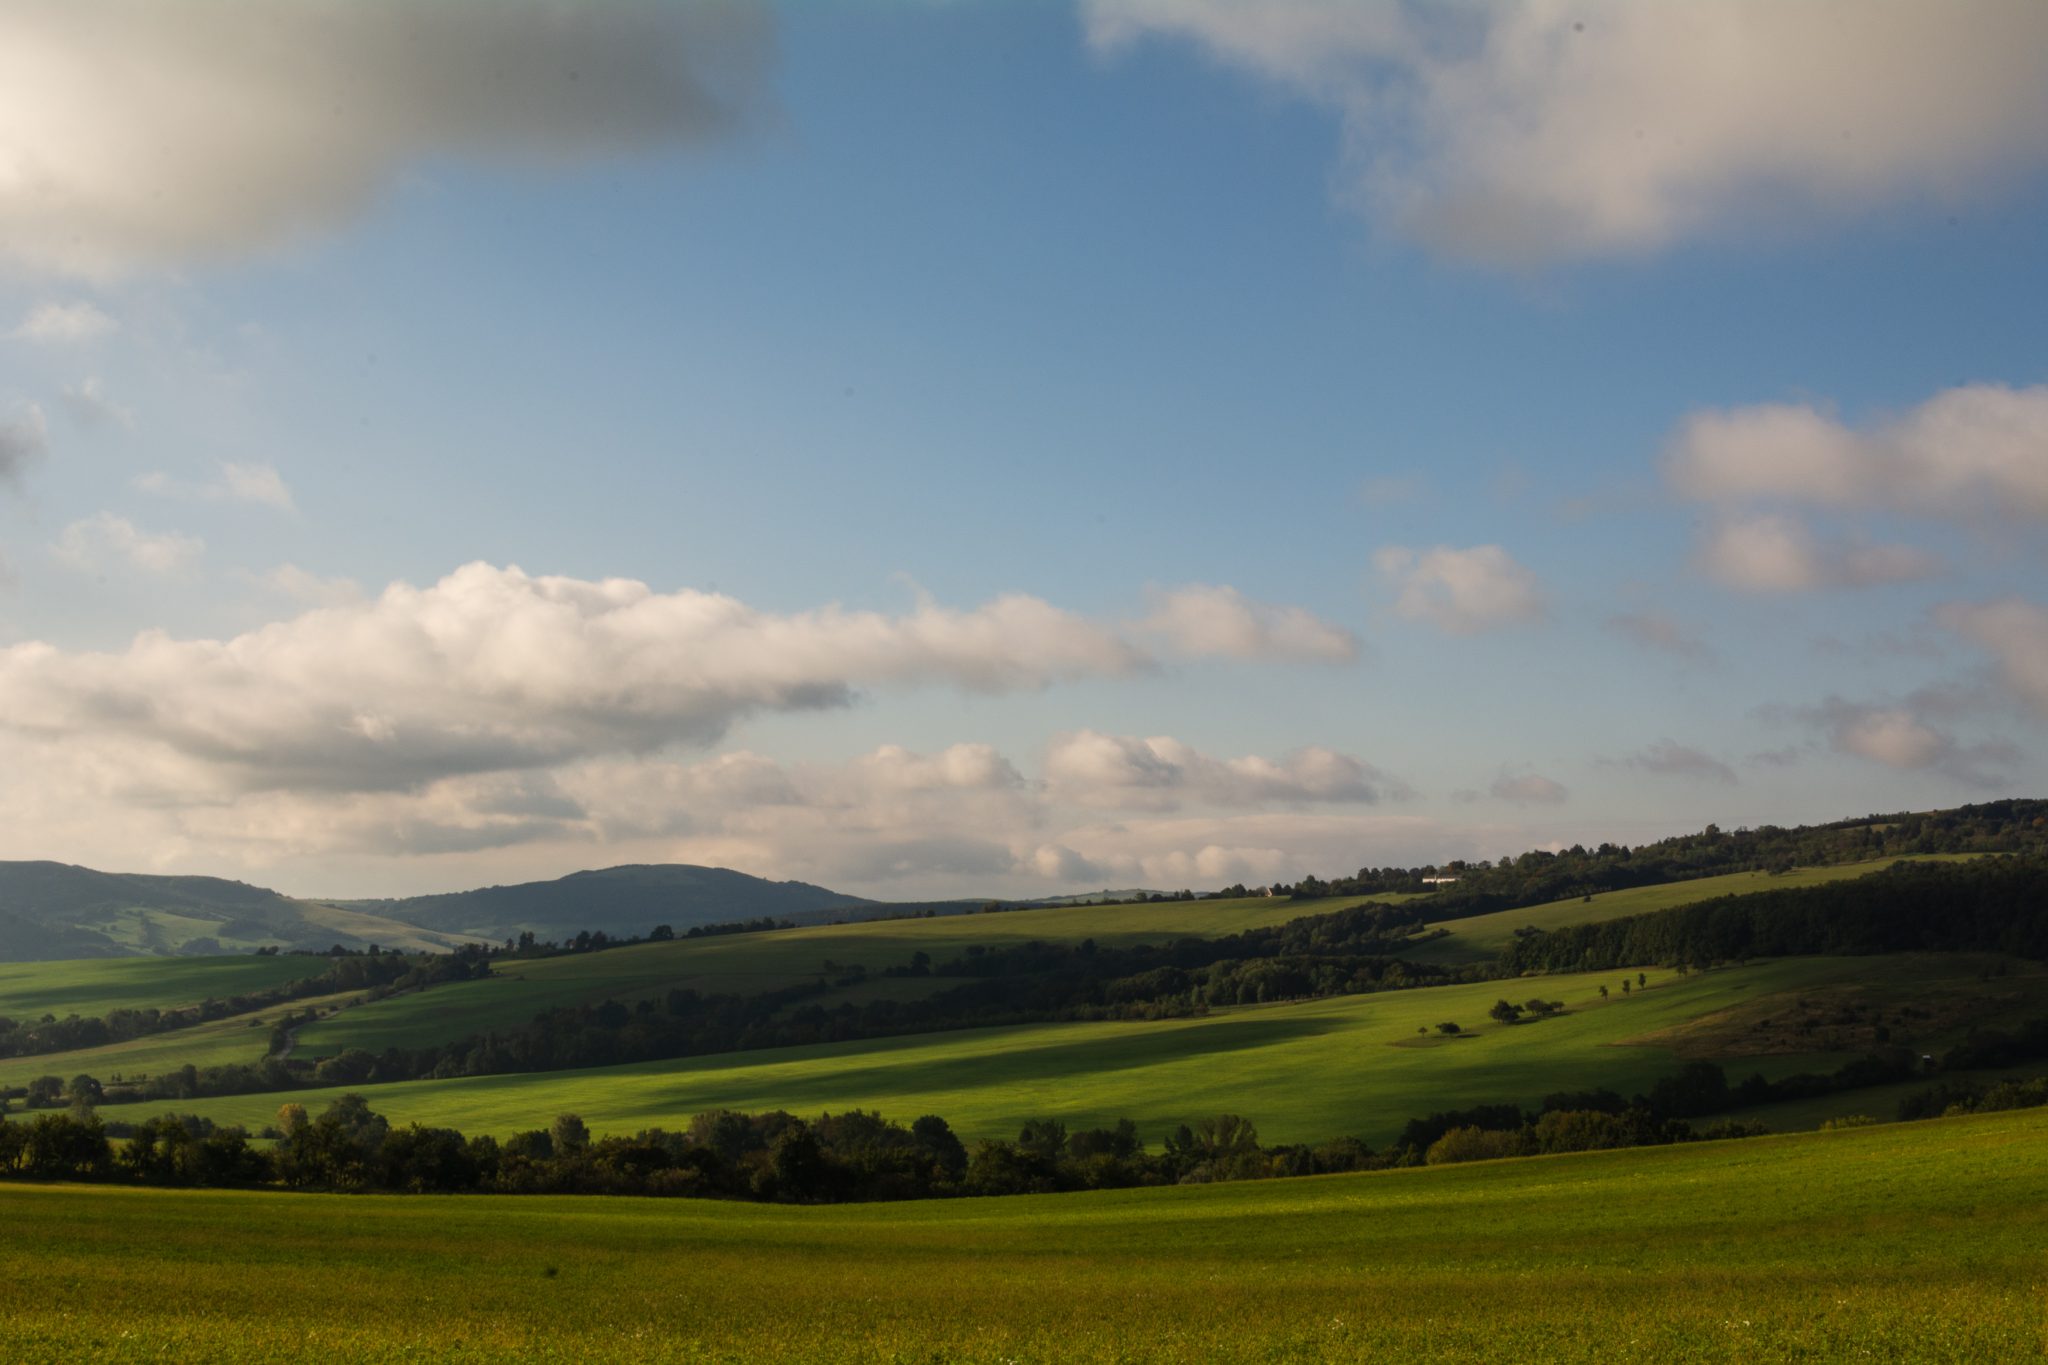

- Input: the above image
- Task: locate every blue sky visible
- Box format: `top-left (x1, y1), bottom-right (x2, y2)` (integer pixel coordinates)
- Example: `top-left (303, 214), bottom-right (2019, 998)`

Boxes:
top-left (1, 1), bottom-right (2045, 898)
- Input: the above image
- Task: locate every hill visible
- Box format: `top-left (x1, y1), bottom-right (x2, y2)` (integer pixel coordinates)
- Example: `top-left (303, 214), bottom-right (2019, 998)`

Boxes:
top-left (0, 862), bottom-right (480, 963)
top-left (5, 1106), bottom-right (2043, 1360)
top-left (329, 863), bottom-right (873, 942)
top-left (166, 954), bottom-right (2048, 1145)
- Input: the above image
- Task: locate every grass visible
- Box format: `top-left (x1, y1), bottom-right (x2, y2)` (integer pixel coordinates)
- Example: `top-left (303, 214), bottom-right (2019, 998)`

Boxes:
top-left (0, 955), bottom-right (326, 1023)
top-left (1401, 856), bottom-right (1972, 965)
top-left (162, 956), bottom-right (2042, 1146)
top-left (0, 989), bottom-right (365, 1093)
top-left (291, 893), bottom-right (1422, 1058)
top-left (2, 1105), bottom-right (2043, 1362)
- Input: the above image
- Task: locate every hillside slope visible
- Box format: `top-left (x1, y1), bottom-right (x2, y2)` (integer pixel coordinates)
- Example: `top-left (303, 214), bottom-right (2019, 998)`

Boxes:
top-left (0, 862), bottom-right (482, 963)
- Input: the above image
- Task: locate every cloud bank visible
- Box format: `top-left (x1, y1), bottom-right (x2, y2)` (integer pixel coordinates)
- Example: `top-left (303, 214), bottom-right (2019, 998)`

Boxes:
top-left (0, 0), bottom-right (775, 275)
top-left (1085, 0), bottom-right (2048, 265)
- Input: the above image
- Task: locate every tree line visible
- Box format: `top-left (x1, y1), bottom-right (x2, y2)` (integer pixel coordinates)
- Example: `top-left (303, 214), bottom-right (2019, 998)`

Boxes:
top-left (0, 947), bottom-right (490, 1063)
top-left (1497, 855), bottom-right (2048, 974)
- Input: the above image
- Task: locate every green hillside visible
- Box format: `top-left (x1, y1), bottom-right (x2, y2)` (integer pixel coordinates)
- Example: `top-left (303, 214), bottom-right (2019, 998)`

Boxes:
top-left (0, 954), bottom-right (326, 1023)
top-left (1400, 855), bottom-right (1973, 964)
top-left (0, 862), bottom-right (484, 962)
top-left (289, 892), bottom-right (1420, 1059)
top-left (5, 1106), bottom-right (2043, 1362)
top-left (166, 955), bottom-right (2048, 1145)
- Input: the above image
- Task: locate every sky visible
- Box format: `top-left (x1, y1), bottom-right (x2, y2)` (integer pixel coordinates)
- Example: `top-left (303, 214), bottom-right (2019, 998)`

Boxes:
top-left (1, 0), bottom-right (2045, 901)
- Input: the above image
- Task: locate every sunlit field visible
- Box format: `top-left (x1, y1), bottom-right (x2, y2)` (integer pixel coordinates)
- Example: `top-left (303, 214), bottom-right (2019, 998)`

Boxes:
top-left (156, 955), bottom-right (2048, 1145)
top-left (5, 1106), bottom-right (2043, 1363)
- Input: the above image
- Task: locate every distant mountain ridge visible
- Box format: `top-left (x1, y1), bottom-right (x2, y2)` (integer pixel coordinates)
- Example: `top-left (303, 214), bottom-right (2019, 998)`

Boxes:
top-left (333, 864), bottom-right (873, 942)
top-left (0, 860), bottom-right (872, 962)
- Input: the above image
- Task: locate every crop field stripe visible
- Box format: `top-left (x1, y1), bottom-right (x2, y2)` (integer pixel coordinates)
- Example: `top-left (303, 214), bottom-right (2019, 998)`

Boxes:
top-left (2, 1106), bottom-right (2044, 1362)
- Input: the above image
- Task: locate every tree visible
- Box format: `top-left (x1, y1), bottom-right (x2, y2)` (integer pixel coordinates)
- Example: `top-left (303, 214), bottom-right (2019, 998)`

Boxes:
top-left (276, 1102), bottom-right (308, 1138)
top-left (1637, 971), bottom-right (1648, 989)
top-left (1436, 1021), bottom-right (1461, 1035)
top-left (1598, 985), bottom-right (1609, 1000)
top-left (1488, 1000), bottom-right (1523, 1025)
top-left (550, 1113), bottom-right (591, 1155)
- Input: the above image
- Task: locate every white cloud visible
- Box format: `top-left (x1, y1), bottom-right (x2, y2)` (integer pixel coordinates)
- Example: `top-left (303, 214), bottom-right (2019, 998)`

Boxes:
top-left (1614, 740), bottom-right (1736, 785)
top-left (58, 377), bottom-right (130, 429)
top-left (1796, 695), bottom-right (2017, 786)
top-left (0, 562), bottom-right (1155, 796)
top-left (1043, 730), bottom-right (1402, 811)
top-left (137, 460), bottom-right (296, 511)
top-left (52, 512), bottom-right (203, 575)
top-left (0, 403), bottom-right (47, 484)
top-left (1488, 772), bottom-right (1567, 805)
top-left (1374, 543), bottom-right (1545, 634)
top-left (0, 1), bottom-right (775, 276)
top-left (1667, 383), bottom-right (2048, 523)
top-left (10, 301), bottom-right (117, 343)
top-left (1085, 1), bottom-right (2048, 265)
top-left (1139, 583), bottom-right (1358, 661)
top-left (1938, 598), bottom-right (2048, 718)
top-left (1694, 514), bottom-right (1940, 593)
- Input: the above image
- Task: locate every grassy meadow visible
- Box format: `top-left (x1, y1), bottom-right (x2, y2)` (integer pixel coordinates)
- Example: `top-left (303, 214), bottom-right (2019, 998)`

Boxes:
top-left (5, 1106), bottom-right (2044, 1363)
top-left (0, 954), bottom-right (325, 1023)
top-left (288, 892), bottom-right (1424, 1058)
top-left (0, 988), bottom-right (366, 1093)
top-left (1399, 856), bottom-right (1967, 965)
top-left (160, 955), bottom-right (2048, 1146)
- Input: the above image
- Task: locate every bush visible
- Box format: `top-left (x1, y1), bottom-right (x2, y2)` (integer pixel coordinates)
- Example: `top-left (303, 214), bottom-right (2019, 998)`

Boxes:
top-left (1425, 1126), bottom-right (1529, 1165)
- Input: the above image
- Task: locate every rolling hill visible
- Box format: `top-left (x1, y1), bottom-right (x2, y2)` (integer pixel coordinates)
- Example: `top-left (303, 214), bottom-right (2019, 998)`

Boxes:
top-left (0, 861), bottom-right (875, 963)
top-left (0, 862), bottom-right (483, 963)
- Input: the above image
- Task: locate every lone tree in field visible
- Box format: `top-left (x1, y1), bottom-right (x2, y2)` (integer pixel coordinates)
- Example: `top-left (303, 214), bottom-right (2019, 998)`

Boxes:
top-left (1637, 972), bottom-right (1647, 989)
top-left (1598, 985), bottom-right (1609, 1000)
top-left (550, 1113), bottom-right (590, 1155)
top-left (1621, 979), bottom-right (1631, 995)
top-left (1488, 1000), bottom-right (1523, 1025)
top-left (1436, 1021), bottom-right (1462, 1035)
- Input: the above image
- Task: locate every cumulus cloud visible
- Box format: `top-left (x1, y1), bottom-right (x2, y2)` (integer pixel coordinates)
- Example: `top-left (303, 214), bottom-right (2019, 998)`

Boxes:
top-left (1606, 610), bottom-right (1711, 662)
top-left (1374, 543), bottom-right (1545, 634)
top-left (0, 562), bottom-right (1151, 795)
top-left (1613, 740), bottom-right (1737, 785)
top-left (10, 301), bottom-right (117, 344)
top-left (1138, 583), bottom-right (1358, 662)
top-left (0, 728), bottom-right (1446, 900)
top-left (1694, 514), bottom-right (1941, 593)
top-left (1043, 730), bottom-right (1402, 811)
top-left (1794, 695), bottom-right (2018, 786)
top-left (1667, 383), bottom-right (2048, 523)
top-left (137, 461), bottom-right (296, 511)
top-left (1084, 1), bottom-right (2048, 265)
top-left (51, 512), bottom-right (203, 575)
top-left (0, 1), bottom-right (775, 276)
top-left (1938, 598), bottom-right (2048, 718)
top-left (0, 404), bottom-right (47, 484)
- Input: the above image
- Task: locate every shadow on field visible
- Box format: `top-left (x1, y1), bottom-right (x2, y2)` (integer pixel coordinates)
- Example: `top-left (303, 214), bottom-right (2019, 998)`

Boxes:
top-left (653, 1013), bottom-right (1347, 1111)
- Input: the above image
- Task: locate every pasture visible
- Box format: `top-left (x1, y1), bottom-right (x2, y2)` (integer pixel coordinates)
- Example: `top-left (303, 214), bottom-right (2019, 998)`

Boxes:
top-left (163, 955), bottom-right (2048, 1146)
top-left (3, 1106), bottom-right (2043, 1362)
top-left (0, 954), bottom-right (324, 1023)
top-left (1398, 856), bottom-right (1964, 965)
top-left (289, 892), bottom-right (1423, 1058)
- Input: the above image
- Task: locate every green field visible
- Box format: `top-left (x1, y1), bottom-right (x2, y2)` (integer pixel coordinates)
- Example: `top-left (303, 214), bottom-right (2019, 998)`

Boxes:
top-left (162, 955), bottom-right (2048, 1146)
top-left (0, 955), bottom-right (326, 1023)
top-left (0, 988), bottom-right (364, 1093)
top-left (289, 892), bottom-right (1423, 1059)
top-left (1402, 856), bottom-right (1969, 964)
top-left (5, 1106), bottom-right (2044, 1362)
